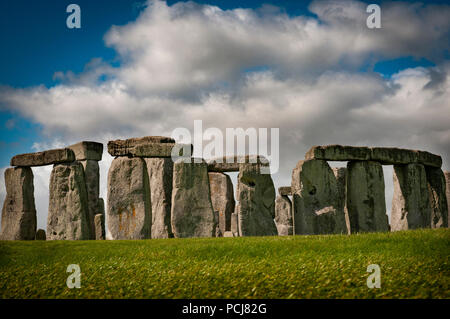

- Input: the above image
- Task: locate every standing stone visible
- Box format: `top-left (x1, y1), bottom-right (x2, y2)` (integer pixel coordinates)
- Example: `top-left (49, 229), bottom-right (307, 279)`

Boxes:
top-left (332, 167), bottom-right (350, 234)
top-left (347, 161), bottom-right (389, 233)
top-left (47, 162), bottom-right (90, 240)
top-left (107, 157), bottom-right (151, 240)
top-left (171, 159), bottom-right (215, 238)
top-left (291, 159), bottom-right (346, 235)
top-left (35, 229), bottom-right (46, 240)
top-left (446, 171), bottom-right (450, 227)
top-left (208, 172), bottom-right (235, 234)
top-left (68, 141), bottom-right (103, 161)
top-left (425, 167), bottom-right (448, 228)
top-left (275, 195), bottom-right (293, 236)
top-left (0, 167), bottom-right (36, 240)
top-left (236, 162), bottom-right (277, 237)
top-left (391, 164), bottom-right (431, 231)
top-left (80, 160), bottom-right (100, 239)
top-left (145, 158), bottom-right (173, 239)
top-left (94, 214), bottom-right (105, 240)
top-left (231, 211), bottom-right (239, 237)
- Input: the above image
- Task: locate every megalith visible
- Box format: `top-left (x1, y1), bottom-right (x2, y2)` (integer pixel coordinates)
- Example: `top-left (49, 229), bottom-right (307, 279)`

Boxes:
top-left (80, 160), bottom-right (101, 239)
top-left (291, 159), bottom-right (346, 235)
top-left (347, 161), bottom-right (389, 233)
top-left (275, 195), bottom-right (293, 236)
top-left (145, 158), bottom-right (174, 239)
top-left (94, 213), bottom-right (105, 240)
top-left (171, 159), bottom-right (215, 238)
top-left (236, 161), bottom-right (277, 237)
top-left (0, 167), bottom-right (36, 240)
top-left (332, 167), bottom-right (350, 234)
top-left (391, 164), bottom-right (431, 231)
top-left (425, 167), bottom-right (448, 228)
top-left (35, 229), bottom-right (46, 240)
top-left (231, 211), bottom-right (239, 236)
top-left (208, 172), bottom-right (235, 234)
top-left (107, 157), bottom-right (151, 240)
top-left (47, 162), bottom-right (90, 240)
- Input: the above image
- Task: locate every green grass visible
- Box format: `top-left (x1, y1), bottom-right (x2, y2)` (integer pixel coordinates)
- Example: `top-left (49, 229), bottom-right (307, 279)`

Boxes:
top-left (0, 229), bottom-right (449, 299)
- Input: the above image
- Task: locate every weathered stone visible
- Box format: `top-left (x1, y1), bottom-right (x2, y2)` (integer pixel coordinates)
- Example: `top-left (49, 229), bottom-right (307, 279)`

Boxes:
top-left (35, 229), bottom-right (46, 240)
top-left (94, 214), bottom-right (105, 240)
top-left (291, 159), bottom-right (346, 235)
top-left (417, 151), bottom-right (442, 168)
top-left (107, 136), bottom-right (191, 158)
top-left (391, 164), bottom-right (431, 231)
top-left (231, 211), bottom-right (239, 236)
top-left (316, 207), bottom-right (340, 235)
top-left (236, 162), bottom-right (277, 236)
top-left (278, 186), bottom-right (292, 196)
top-left (305, 145), bottom-right (371, 162)
top-left (425, 167), bottom-right (448, 228)
top-left (208, 172), bottom-right (235, 234)
top-left (68, 141), bottom-right (103, 161)
top-left (0, 167), bottom-right (36, 240)
top-left (171, 158), bottom-right (215, 238)
top-left (332, 167), bottom-right (351, 234)
top-left (370, 147), bottom-right (418, 165)
top-left (47, 162), bottom-right (90, 240)
top-left (223, 231), bottom-right (234, 237)
top-left (207, 155), bottom-right (269, 173)
top-left (11, 148), bottom-right (75, 167)
top-left (145, 158), bottom-right (173, 239)
top-left (214, 210), bottom-right (222, 237)
top-left (446, 171), bottom-right (450, 227)
top-left (347, 161), bottom-right (389, 233)
top-left (80, 160), bottom-right (100, 239)
top-left (107, 157), bottom-right (151, 240)
top-left (275, 195), bottom-right (293, 236)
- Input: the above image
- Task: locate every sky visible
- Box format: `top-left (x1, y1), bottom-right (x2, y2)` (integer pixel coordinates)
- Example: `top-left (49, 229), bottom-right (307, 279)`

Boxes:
top-left (0, 0), bottom-right (449, 232)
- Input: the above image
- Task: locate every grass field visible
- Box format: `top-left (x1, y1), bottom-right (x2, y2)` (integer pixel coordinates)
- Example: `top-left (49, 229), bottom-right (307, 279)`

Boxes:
top-left (0, 228), bottom-right (449, 299)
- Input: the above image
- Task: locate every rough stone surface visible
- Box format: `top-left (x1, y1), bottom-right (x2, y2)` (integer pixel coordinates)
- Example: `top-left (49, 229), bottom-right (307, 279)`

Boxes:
top-left (94, 214), bottom-right (105, 240)
top-left (291, 159), bottom-right (346, 235)
top-left (418, 151), bottom-right (442, 168)
top-left (107, 136), bottom-right (191, 158)
top-left (223, 231), bottom-right (234, 237)
top-left (171, 158), bottom-right (215, 238)
top-left (11, 148), bottom-right (75, 167)
top-left (347, 161), bottom-right (389, 233)
top-left (207, 155), bottom-right (270, 173)
top-left (80, 160), bottom-right (101, 239)
top-left (370, 147), bottom-right (418, 165)
top-left (0, 167), bottom-right (36, 240)
top-left (278, 186), bottom-right (292, 196)
top-left (391, 164), bottom-right (431, 231)
top-left (35, 229), bottom-right (46, 240)
top-left (275, 195), bottom-right (293, 236)
top-left (145, 158), bottom-right (173, 239)
top-left (425, 167), bottom-right (448, 228)
top-left (107, 157), bottom-right (152, 240)
top-left (305, 145), bottom-right (371, 162)
top-left (68, 141), bottom-right (103, 161)
top-left (231, 211), bottom-right (239, 236)
top-left (47, 162), bottom-right (90, 240)
top-left (236, 162), bottom-right (277, 236)
top-left (208, 172), bottom-right (235, 234)
top-left (332, 168), bottom-right (351, 234)
top-left (446, 171), bottom-right (450, 227)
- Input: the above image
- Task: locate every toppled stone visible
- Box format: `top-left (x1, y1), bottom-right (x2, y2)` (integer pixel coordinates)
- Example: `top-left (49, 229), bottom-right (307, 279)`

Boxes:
top-left (275, 195), bottom-right (293, 236)
top-left (35, 229), bottom-right (46, 240)
top-left (278, 186), bottom-right (292, 196)
top-left (207, 155), bottom-right (270, 173)
top-left (47, 162), bottom-right (90, 240)
top-left (107, 136), bottom-right (191, 158)
top-left (145, 158), bottom-right (173, 239)
top-left (80, 160), bottom-right (100, 239)
top-left (291, 159), bottom-right (346, 235)
top-left (425, 167), bottom-right (448, 228)
top-left (94, 214), bottom-right (105, 240)
top-left (171, 158), bottom-right (215, 238)
top-left (236, 162), bottom-right (277, 236)
top-left (68, 141), bottom-right (103, 161)
top-left (332, 167), bottom-right (350, 234)
top-left (391, 164), bottom-right (431, 231)
top-left (347, 161), bottom-right (389, 233)
top-left (11, 148), bottom-right (74, 167)
top-left (208, 172), bottom-right (235, 234)
top-left (305, 145), bottom-right (371, 162)
top-left (107, 157), bottom-right (152, 240)
top-left (0, 167), bottom-right (36, 240)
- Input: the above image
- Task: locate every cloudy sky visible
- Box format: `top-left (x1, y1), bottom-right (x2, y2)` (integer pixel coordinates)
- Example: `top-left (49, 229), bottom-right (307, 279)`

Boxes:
top-left (1, 0), bottom-right (449, 231)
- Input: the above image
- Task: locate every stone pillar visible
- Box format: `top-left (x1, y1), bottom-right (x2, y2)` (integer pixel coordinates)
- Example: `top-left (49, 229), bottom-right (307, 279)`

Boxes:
top-left (0, 167), bottom-right (36, 240)
top-left (94, 214), bottom-right (105, 240)
top-left (47, 162), bottom-right (90, 240)
top-left (208, 172), bottom-right (235, 234)
top-left (231, 211), bottom-right (239, 237)
top-left (107, 157), bottom-right (151, 240)
top-left (145, 158), bottom-right (173, 239)
top-left (425, 167), bottom-right (448, 228)
top-left (446, 171), bottom-right (450, 227)
top-left (171, 159), bottom-right (215, 238)
top-left (332, 167), bottom-right (350, 234)
top-left (275, 195), bottom-right (293, 236)
top-left (291, 159), bottom-right (345, 235)
top-left (391, 164), bottom-right (431, 231)
top-left (347, 161), bottom-right (389, 233)
top-left (80, 160), bottom-right (100, 239)
top-left (236, 162), bottom-right (277, 237)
